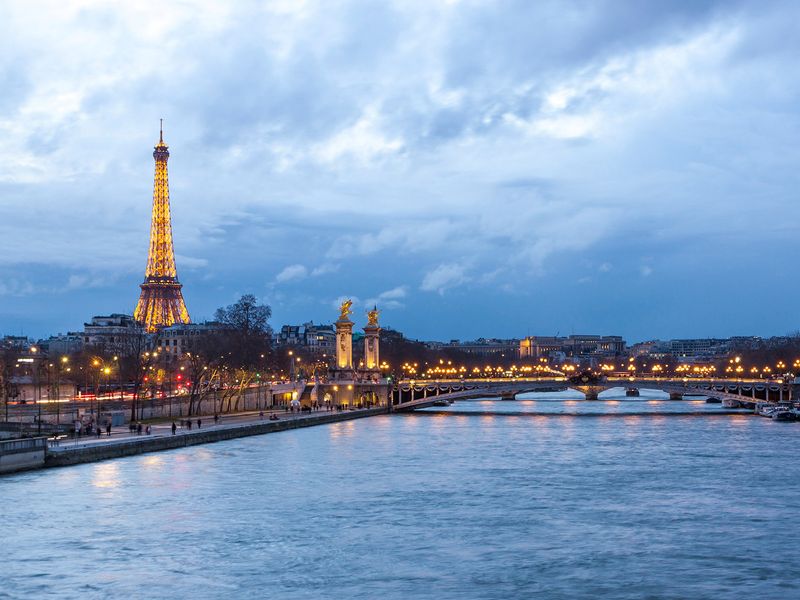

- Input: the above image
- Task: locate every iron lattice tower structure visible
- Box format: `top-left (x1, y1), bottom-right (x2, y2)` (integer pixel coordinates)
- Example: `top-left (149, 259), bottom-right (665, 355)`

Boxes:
top-left (133, 122), bottom-right (190, 332)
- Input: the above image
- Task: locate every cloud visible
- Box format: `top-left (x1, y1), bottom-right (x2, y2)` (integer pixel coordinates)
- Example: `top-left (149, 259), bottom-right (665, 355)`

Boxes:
top-left (310, 263), bottom-right (339, 276)
top-left (2, 1), bottom-right (800, 339)
top-left (275, 264), bottom-right (308, 283)
top-left (312, 105), bottom-right (404, 165)
top-left (65, 274), bottom-right (111, 291)
top-left (420, 264), bottom-right (469, 294)
top-left (365, 285), bottom-right (408, 309)
top-left (0, 279), bottom-right (37, 297)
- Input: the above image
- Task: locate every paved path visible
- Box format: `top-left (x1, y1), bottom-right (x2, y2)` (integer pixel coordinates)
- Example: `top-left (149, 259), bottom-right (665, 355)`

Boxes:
top-left (48, 408), bottom-right (367, 452)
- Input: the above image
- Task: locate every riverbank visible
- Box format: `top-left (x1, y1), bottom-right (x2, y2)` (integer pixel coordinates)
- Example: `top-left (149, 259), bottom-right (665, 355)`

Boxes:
top-left (39, 407), bottom-right (386, 471)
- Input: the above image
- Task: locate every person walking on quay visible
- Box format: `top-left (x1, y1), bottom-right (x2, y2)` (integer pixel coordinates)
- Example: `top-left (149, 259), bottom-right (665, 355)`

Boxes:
top-left (96, 424), bottom-right (102, 438)
top-left (214, 414), bottom-right (219, 425)
top-left (137, 422), bottom-right (142, 435)
top-left (187, 419), bottom-right (192, 430)
top-left (171, 422), bottom-right (177, 435)
top-left (197, 418), bottom-right (201, 429)
top-left (106, 422), bottom-right (111, 437)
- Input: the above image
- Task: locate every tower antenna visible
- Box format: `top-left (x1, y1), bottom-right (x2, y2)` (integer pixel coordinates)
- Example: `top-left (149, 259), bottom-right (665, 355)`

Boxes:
top-left (159, 118), bottom-right (163, 143)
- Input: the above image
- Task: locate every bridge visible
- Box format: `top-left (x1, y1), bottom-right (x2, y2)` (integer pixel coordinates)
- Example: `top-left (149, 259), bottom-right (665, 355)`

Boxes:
top-left (391, 377), bottom-right (795, 411)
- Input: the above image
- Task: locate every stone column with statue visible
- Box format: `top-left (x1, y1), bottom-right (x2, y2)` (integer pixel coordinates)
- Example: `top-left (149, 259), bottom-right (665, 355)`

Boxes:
top-left (363, 305), bottom-right (381, 372)
top-left (334, 299), bottom-right (354, 375)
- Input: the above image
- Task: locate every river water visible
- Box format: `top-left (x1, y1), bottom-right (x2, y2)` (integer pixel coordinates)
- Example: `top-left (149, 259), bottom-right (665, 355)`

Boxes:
top-left (2, 395), bottom-right (799, 599)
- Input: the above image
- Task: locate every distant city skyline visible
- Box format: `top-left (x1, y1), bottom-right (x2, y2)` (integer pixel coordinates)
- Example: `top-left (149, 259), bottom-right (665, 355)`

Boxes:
top-left (2, 1), bottom-right (800, 340)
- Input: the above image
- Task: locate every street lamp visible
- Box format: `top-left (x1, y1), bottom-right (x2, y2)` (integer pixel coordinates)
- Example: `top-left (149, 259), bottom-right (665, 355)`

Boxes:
top-left (30, 347), bottom-right (42, 434)
top-left (55, 355), bottom-right (69, 425)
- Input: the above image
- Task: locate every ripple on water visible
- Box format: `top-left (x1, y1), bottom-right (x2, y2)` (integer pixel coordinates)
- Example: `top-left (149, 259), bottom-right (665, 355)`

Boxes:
top-left (2, 405), bottom-right (799, 600)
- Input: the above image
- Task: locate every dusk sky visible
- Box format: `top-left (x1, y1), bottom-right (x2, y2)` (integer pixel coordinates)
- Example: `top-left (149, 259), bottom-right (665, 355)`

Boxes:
top-left (1, 0), bottom-right (799, 342)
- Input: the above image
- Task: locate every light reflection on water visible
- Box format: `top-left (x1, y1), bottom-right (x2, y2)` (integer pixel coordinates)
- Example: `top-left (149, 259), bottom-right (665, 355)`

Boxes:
top-left (420, 391), bottom-right (746, 416)
top-left (2, 406), bottom-right (799, 599)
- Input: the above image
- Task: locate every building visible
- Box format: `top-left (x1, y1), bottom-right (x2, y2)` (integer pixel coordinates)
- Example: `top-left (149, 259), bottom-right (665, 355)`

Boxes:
top-left (628, 340), bottom-right (667, 357)
top-left (519, 335), bottom-right (626, 359)
top-left (157, 322), bottom-right (225, 362)
top-left (274, 325), bottom-right (303, 347)
top-left (435, 338), bottom-right (520, 357)
top-left (83, 314), bottom-right (139, 351)
top-left (668, 338), bottom-right (729, 358)
top-left (303, 322), bottom-right (335, 354)
top-left (41, 332), bottom-right (84, 355)
top-left (1, 335), bottom-right (31, 350)
top-left (273, 322), bottom-right (336, 355)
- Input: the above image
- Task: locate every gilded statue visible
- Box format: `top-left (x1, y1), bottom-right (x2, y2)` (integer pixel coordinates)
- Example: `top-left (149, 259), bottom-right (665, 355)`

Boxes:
top-left (339, 298), bottom-right (353, 320)
top-left (367, 306), bottom-right (380, 326)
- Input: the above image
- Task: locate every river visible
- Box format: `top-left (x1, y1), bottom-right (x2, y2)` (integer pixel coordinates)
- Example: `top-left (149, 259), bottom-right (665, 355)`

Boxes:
top-left (2, 395), bottom-right (798, 599)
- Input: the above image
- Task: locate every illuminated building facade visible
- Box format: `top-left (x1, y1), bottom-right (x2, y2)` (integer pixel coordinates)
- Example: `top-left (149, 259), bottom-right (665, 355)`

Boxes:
top-left (133, 123), bottom-right (191, 332)
top-left (519, 335), bottom-right (626, 359)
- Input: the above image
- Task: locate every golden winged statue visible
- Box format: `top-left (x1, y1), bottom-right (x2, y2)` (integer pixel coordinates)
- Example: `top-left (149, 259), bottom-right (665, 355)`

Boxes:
top-left (339, 298), bottom-right (353, 320)
top-left (367, 306), bottom-right (380, 326)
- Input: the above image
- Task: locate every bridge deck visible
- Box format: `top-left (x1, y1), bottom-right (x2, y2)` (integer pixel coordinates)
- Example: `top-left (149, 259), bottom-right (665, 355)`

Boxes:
top-left (393, 378), bottom-right (786, 411)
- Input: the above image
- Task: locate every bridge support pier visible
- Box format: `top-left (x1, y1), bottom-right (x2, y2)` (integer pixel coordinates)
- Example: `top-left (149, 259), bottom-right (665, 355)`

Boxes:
top-left (500, 393), bottom-right (516, 401)
top-left (669, 392), bottom-right (683, 400)
top-left (574, 386), bottom-right (604, 401)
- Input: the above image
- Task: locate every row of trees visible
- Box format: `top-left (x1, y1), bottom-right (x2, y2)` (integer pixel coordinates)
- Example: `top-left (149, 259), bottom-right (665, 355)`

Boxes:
top-left (1, 295), bottom-right (276, 421)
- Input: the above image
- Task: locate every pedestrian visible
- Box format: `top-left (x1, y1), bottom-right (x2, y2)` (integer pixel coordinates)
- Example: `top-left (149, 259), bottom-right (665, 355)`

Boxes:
top-left (171, 422), bottom-right (177, 435)
top-left (96, 424), bottom-right (101, 438)
top-left (145, 425), bottom-right (151, 435)
top-left (214, 414), bottom-right (219, 425)
top-left (106, 422), bottom-right (111, 437)
top-left (137, 422), bottom-right (142, 435)
top-left (259, 410), bottom-right (264, 420)
top-left (197, 418), bottom-right (201, 429)
top-left (187, 419), bottom-right (192, 430)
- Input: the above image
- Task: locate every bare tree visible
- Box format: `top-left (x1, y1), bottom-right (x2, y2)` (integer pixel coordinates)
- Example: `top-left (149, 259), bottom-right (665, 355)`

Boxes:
top-left (183, 348), bottom-right (220, 417)
top-left (116, 324), bottom-right (160, 421)
top-left (0, 348), bottom-right (18, 422)
top-left (212, 295), bottom-right (273, 412)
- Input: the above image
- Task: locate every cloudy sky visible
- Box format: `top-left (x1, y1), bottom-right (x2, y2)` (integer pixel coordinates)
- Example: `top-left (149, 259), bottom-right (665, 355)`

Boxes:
top-left (1, 0), bottom-right (799, 342)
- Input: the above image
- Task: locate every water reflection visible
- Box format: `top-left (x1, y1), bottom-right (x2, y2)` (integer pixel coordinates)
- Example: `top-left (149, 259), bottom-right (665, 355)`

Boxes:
top-left (91, 461), bottom-right (120, 489)
top-left (421, 394), bottom-right (744, 417)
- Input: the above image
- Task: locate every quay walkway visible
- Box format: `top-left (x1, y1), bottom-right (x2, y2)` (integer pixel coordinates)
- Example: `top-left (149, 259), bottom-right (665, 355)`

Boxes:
top-left (34, 407), bottom-right (386, 471)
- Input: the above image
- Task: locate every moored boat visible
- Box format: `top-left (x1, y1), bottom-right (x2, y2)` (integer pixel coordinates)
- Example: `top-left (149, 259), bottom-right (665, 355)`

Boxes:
top-left (771, 408), bottom-right (796, 422)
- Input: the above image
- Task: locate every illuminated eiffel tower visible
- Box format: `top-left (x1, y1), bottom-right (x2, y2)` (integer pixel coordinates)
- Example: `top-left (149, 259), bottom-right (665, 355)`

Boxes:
top-left (134, 121), bottom-right (190, 332)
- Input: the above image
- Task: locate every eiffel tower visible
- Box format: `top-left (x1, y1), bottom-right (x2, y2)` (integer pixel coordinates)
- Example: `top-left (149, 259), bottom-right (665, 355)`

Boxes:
top-left (134, 121), bottom-right (190, 332)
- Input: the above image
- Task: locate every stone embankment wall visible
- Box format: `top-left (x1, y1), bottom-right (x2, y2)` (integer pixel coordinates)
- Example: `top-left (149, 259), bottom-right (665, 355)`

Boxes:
top-left (0, 437), bottom-right (47, 473)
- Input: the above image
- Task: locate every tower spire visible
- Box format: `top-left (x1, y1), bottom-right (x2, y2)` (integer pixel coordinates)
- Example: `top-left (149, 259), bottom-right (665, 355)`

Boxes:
top-left (133, 123), bottom-right (190, 332)
top-left (159, 118), bottom-right (163, 143)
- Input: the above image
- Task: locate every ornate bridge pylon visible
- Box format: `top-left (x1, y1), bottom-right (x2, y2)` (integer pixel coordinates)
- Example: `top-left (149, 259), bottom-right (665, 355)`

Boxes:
top-left (134, 121), bottom-right (190, 332)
